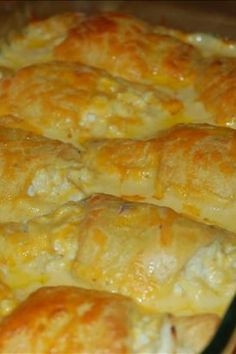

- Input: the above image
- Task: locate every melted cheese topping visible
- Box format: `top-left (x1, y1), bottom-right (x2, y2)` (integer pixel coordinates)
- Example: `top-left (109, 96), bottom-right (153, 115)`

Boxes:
top-left (0, 61), bottom-right (210, 145)
top-left (74, 124), bottom-right (236, 233)
top-left (154, 25), bottom-right (236, 58)
top-left (0, 195), bottom-right (234, 318)
top-left (0, 122), bottom-right (235, 232)
top-left (0, 12), bottom-right (234, 348)
top-left (1, 12), bottom-right (236, 138)
top-left (0, 13), bottom-right (201, 87)
top-left (0, 286), bottom-right (219, 354)
top-left (0, 126), bottom-right (84, 223)
top-left (0, 204), bottom-right (84, 313)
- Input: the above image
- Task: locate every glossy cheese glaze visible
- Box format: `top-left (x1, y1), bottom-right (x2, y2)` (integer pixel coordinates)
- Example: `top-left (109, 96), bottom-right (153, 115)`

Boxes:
top-left (0, 195), bottom-right (234, 317)
top-left (77, 124), bottom-right (236, 233)
top-left (0, 125), bottom-right (84, 222)
top-left (0, 11), bottom-right (234, 352)
top-left (0, 286), bottom-right (219, 354)
top-left (1, 123), bottom-right (236, 232)
top-left (0, 61), bottom-right (191, 145)
top-left (1, 12), bottom-right (236, 131)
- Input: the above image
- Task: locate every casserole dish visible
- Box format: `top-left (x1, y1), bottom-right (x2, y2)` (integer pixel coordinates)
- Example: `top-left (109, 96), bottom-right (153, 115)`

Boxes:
top-left (0, 1), bottom-right (235, 353)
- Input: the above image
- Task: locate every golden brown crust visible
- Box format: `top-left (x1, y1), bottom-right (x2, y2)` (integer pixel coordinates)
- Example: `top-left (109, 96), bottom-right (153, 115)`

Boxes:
top-left (0, 194), bottom-right (234, 316)
top-left (3, 12), bottom-right (236, 131)
top-left (49, 16), bottom-right (236, 131)
top-left (0, 125), bottom-right (84, 222)
top-left (54, 12), bottom-right (201, 88)
top-left (0, 286), bottom-right (131, 354)
top-left (71, 194), bottom-right (235, 315)
top-left (0, 61), bottom-right (184, 145)
top-left (78, 124), bottom-right (236, 233)
top-left (196, 57), bottom-right (236, 128)
top-left (1, 121), bottom-right (235, 232)
top-left (0, 12), bottom-right (201, 88)
top-left (0, 286), bottom-right (219, 354)
top-left (0, 11), bottom-right (234, 351)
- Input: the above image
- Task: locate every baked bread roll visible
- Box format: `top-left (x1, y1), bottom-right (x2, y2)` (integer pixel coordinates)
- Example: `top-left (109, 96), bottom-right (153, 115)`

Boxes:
top-left (52, 14), bottom-right (236, 132)
top-left (0, 194), bottom-right (234, 316)
top-left (53, 13), bottom-right (236, 130)
top-left (54, 12), bottom-right (202, 88)
top-left (0, 286), bottom-right (219, 354)
top-left (0, 10), bottom-right (234, 352)
top-left (0, 13), bottom-right (201, 88)
top-left (0, 125), bottom-right (84, 222)
top-left (1, 122), bottom-right (236, 233)
top-left (0, 61), bottom-right (185, 145)
top-left (77, 123), bottom-right (236, 233)
top-left (1, 12), bottom-right (236, 131)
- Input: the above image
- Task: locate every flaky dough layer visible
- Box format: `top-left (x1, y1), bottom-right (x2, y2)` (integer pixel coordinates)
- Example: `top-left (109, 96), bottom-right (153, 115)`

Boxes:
top-left (0, 194), bottom-right (234, 316)
top-left (0, 286), bottom-right (219, 354)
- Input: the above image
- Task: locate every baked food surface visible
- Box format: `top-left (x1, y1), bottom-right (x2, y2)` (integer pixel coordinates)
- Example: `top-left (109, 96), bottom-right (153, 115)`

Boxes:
top-left (0, 280), bottom-right (17, 318)
top-left (0, 12), bottom-right (201, 86)
top-left (0, 61), bottom-right (186, 145)
top-left (1, 12), bottom-right (236, 130)
top-left (77, 124), bottom-right (236, 233)
top-left (0, 286), bottom-right (219, 354)
top-left (0, 125), bottom-right (84, 222)
top-left (0, 122), bottom-right (236, 232)
top-left (0, 195), bottom-right (234, 317)
top-left (0, 10), bottom-right (235, 353)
